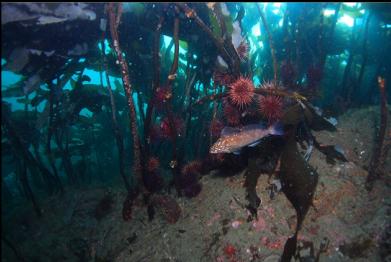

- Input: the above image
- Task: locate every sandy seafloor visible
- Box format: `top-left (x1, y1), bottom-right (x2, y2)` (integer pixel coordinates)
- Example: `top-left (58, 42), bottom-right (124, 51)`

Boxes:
top-left (2, 106), bottom-right (390, 262)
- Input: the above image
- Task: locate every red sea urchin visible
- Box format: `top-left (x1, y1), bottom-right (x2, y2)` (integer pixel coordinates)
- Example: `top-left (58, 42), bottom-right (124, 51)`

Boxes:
top-left (160, 116), bottom-right (184, 139)
top-left (228, 76), bottom-right (255, 109)
top-left (236, 40), bottom-right (249, 60)
top-left (180, 160), bottom-right (203, 198)
top-left (224, 243), bottom-right (237, 258)
top-left (258, 95), bottom-right (283, 124)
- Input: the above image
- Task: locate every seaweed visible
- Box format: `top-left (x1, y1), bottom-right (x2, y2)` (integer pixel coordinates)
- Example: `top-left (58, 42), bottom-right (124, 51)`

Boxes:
top-left (366, 77), bottom-right (389, 190)
top-left (280, 133), bottom-right (318, 229)
top-left (100, 28), bottom-right (130, 193)
top-left (2, 108), bottom-right (45, 216)
top-left (107, 3), bottom-right (144, 194)
top-left (1, 3), bottom-right (389, 261)
top-left (257, 3), bottom-right (278, 82)
top-left (279, 124), bottom-right (319, 261)
top-left (243, 136), bottom-right (285, 219)
top-left (272, 102), bottom-right (317, 261)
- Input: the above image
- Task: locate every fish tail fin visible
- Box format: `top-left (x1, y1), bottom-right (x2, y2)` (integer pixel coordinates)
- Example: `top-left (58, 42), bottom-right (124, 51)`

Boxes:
top-left (269, 121), bottom-right (284, 136)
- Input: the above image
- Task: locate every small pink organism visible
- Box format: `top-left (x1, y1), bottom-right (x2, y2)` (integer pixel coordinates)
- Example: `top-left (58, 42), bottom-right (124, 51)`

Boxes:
top-left (252, 216), bottom-right (266, 232)
top-left (207, 212), bottom-right (221, 226)
top-left (266, 206), bottom-right (275, 218)
top-left (261, 236), bottom-right (287, 250)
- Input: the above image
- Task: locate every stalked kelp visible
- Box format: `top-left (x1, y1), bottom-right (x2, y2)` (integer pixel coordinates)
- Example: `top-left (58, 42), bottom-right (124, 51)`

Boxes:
top-left (106, 4), bottom-right (143, 195)
top-left (366, 77), bottom-right (389, 190)
top-left (99, 6), bottom-right (131, 198)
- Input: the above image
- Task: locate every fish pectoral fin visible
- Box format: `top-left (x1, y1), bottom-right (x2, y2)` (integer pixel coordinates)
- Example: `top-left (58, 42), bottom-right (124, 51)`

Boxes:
top-left (232, 149), bottom-right (242, 155)
top-left (248, 140), bottom-right (261, 147)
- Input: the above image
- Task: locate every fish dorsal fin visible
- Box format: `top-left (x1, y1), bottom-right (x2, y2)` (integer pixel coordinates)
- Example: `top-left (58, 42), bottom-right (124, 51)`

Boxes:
top-left (241, 123), bottom-right (266, 132)
top-left (221, 127), bottom-right (240, 137)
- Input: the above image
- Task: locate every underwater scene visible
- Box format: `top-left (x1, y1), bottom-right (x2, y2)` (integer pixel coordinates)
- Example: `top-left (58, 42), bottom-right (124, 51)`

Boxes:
top-left (1, 2), bottom-right (391, 262)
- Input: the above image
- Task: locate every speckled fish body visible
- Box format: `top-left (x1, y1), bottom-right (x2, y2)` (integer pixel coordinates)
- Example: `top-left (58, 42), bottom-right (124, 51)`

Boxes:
top-left (210, 122), bottom-right (283, 154)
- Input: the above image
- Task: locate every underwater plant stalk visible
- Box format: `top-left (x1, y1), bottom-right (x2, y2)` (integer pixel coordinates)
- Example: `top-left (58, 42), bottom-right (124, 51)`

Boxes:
top-left (343, 18), bottom-right (358, 104)
top-left (144, 15), bottom-right (164, 157)
top-left (21, 161), bottom-right (42, 216)
top-left (1, 176), bottom-right (13, 202)
top-left (164, 38), bottom-right (174, 66)
top-left (257, 4), bottom-right (278, 82)
top-left (107, 3), bottom-right (144, 192)
top-left (26, 98), bottom-right (57, 194)
top-left (182, 67), bottom-right (197, 159)
top-left (46, 84), bottom-right (64, 193)
top-left (320, 3), bottom-right (341, 69)
top-left (380, 141), bottom-right (391, 172)
top-left (366, 77), bottom-right (388, 190)
top-left (32, 145), bottom-right (57, 195)
top-left (183, 70), bottom-right (197, 138)
top-left (168, 16), bottom-right (180, 82)
top-left (54, 128), bottom-right (76, 184)
top-left (317, 4), bottom-right (327, 60)
top-left (210, 84), bottom-right (219, 145)
top-left (136, 92), bottom-right (146, 126)
top-left (357, 12), bottom-right (373, 91)
top-left (294, 9), bottom-right (304, 82)
top-left (49, 73), bottom-right (78, 185)
top-left (4, 102), bottom-right (61, 196)
top-left (1, 111), bottom-right (42, 217)
top-left (165, 14), bottom-right (183, 195)
top-left (2, 236), bottom-right (27, 262)
top-left (100, 35), bottom-right (131, 193)
top-left (213, 3), bottom-right (241, 75)
top-left (176, 3), bottom-right (238, 76)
